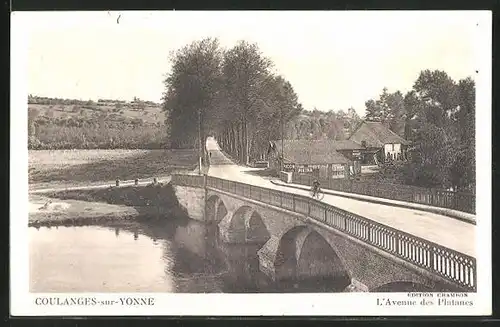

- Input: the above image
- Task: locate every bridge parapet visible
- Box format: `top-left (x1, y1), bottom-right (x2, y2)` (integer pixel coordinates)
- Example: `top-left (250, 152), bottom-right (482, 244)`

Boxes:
top-left (171, 174), bottom-right (206, 188)
top-left (171, 173), bottom-right (477, 292)
top-left (293, 173), bottom-right (476, 215)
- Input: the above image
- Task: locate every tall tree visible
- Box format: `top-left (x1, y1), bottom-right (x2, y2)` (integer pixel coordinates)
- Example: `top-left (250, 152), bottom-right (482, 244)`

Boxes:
top-left (364, 99), bottom-right (382, 122)
top-left (385, 91), bottom-right (406, 136)
top-left (220, 41), bottom-right (273, 163)
top-left (450, 77), bottom-right (476, 191)
top-left (403, 90), bottom-right (423, 140)
top-left (412, 69), bottom-right (458, 129)
top-left (219, 41), bottom-right (302, 164)
top-left (401, 70), bottom-right (474, 190)
top-left (162, 37), bottom-right (223, 150)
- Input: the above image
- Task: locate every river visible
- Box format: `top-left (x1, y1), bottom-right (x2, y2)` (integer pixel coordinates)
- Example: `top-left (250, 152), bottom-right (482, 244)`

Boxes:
top-left (30, 217), bottom-right (350, 293)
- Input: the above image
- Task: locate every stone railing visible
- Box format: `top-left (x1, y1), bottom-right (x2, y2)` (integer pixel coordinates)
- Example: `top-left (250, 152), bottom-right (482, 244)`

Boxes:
top-left (172, 174), bottom-right (477, 291)
top-left (292, 173), bottom-right (476, 215)
top-left (171, 174), bottom-right (206, 188)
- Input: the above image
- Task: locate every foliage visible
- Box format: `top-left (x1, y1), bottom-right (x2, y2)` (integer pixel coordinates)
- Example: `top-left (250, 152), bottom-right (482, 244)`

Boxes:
top-left (364, 70), bottom-right (476, 191)
top-left (28, 95), bottom-right (159, 107)
top-left (284, 108), bottom-right (361, 141)
top-left (28, 114), bottom-right (168, 150)
top-left (162, 38), bottom-right (304, 163)
top-left (29, 124), bottom-right (168, 150)
top-left (162, 38), bottom-right (223, 150)
top-left (364, 88), bottom-right (405, 137)
top-left (27, 96), bottom-right (167, 149)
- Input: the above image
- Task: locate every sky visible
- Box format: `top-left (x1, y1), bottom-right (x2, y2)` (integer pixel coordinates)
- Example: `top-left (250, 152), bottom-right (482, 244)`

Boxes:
top-left (18, 11), bottom-right (485, 115)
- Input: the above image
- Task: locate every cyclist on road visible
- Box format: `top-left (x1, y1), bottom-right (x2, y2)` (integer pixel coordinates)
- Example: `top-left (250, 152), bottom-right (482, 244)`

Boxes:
top-left (311, 179), bottom-right (321, 197)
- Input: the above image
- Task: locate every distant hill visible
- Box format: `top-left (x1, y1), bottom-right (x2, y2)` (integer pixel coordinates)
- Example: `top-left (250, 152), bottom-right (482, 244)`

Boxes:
top-left (28, 96), bottom-right (169, 150)
top-left (28, 95), bottom-right (164, 126)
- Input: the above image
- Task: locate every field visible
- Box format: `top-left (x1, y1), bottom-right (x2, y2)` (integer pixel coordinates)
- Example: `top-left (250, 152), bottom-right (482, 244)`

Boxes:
top-left (28, 103), bottom-right (164, 125)
top-left (29, 149), bottom-right (198, 188)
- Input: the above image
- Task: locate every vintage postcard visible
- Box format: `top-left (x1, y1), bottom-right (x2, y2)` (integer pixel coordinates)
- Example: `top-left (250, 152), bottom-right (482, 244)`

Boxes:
top-left (10, 10), bottom-right (491, 316)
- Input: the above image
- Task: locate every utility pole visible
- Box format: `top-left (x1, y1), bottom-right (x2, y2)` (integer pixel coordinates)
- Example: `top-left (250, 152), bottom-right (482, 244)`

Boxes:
top-left (280, 107), bottom-right (284, 172)
top-left (198, 109), bottom-right (202, 175)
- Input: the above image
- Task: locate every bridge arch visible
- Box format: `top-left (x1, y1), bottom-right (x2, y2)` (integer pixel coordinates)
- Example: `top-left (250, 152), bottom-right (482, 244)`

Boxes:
top-left (229, 206), bottom-right (253, 240)
top-left (206, 195), bottom-right (228, 223)
top-left (274, 226), bottom-right (350, 290)
top-left (246, 211), bottom-right (270, 244)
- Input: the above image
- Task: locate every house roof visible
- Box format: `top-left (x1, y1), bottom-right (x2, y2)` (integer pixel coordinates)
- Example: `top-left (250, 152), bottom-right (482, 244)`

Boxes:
top-left (330, 140), bottom-right (365, 151)
top-left (348, 121), bottom-right (409, 148)
top-left (273, 140), bottom-right (350, 165)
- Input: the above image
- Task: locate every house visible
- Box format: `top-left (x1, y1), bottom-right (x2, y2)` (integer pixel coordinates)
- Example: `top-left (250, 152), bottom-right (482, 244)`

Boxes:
top-left (329, 140), bottom-right (366, 175)
top-left (348, 121), bottom-right (410, 165)
top-left (268, 140), bottom-right (350, 179)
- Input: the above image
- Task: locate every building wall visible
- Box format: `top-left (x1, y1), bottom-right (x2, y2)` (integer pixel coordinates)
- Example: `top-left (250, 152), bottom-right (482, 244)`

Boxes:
top-left (295, 164), bottom-right (328, 179)
top-left (360, 149), bottom-right (382, 165)
top-left (330, 163), bottom-right (346, 179)
top-left (337, 150), bottom-right (362, 175)
top-left (384, 143), bottom-right (402, 160)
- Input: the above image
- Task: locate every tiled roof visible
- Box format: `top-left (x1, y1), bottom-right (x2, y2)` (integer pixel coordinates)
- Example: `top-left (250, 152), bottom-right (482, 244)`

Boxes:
top-left (330, 140), bottom-right (365, 151)
top-left (273, 140), bottom-right (350, 165)
top-left (348, 121), bottom-right (409, 148)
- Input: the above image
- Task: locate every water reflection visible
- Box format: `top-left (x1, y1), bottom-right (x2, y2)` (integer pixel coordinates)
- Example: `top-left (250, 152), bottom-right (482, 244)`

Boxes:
top-left (30, 217), bottom-right (349, 293)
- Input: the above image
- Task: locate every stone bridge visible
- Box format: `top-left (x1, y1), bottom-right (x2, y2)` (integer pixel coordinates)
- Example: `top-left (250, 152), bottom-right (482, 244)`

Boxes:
top-left (172, 174), bottom-right (476, 292)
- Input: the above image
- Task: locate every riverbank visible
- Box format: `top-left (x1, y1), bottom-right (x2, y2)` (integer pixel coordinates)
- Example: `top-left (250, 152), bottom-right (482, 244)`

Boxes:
top-left (29, 182), bottom-right (190, 227)
top-left (29, 195), bottom-right (140, 227)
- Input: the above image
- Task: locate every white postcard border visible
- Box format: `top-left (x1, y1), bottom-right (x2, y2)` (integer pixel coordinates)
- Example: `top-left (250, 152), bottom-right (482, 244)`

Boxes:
top-left (10, 10), bottom-right (492, 316)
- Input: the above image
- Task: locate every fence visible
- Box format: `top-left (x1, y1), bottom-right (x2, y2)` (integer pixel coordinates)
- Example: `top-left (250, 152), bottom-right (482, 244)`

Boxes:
top-left (292, 173), bottom-right (476, 215)
top-left (170, 174), bottom-right (477, 291)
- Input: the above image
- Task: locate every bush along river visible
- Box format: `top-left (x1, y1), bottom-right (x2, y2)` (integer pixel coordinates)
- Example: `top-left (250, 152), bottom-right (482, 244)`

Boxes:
top-left (29, 183), bottom-right (350, 293)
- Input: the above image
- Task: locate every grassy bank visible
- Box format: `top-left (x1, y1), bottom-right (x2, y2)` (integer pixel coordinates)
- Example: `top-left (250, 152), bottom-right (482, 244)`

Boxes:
top-left (29, 148), bottom-right (198, 187)
top-left (29, 183), bottom-right (190, 227)
top-left (28, 146), bottom-right (199, 226)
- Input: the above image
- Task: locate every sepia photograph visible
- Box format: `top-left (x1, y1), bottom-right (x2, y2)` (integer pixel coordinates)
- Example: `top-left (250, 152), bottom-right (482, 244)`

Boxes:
top-left (10, 10), bottom-right (491, 316)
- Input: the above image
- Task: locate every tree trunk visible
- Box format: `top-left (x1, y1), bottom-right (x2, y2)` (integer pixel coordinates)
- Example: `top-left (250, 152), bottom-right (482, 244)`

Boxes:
top-left (244, 118), bottom-right (249, 165)
top-left (239, 122), bottom-right (245, 163)
top-left (231, 125), bottom-right (236, 156)
top-left (235, 123), bottom-right (241, 160)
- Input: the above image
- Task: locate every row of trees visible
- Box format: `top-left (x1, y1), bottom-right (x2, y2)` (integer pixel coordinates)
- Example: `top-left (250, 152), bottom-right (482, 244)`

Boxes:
top-left (163, 38), bottom-right (303, 164)
top-left (163, 39), bottom-right (476, 191)
top-left (363, 70), bottom-right (476, 192)
top-left (28, 95), bottom-right (160, 108)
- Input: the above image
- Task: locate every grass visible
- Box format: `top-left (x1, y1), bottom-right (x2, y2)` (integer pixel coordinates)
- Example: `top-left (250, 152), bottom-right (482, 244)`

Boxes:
top-left (31, 124), bottom-right (169, 150)
top-left (28, 148), bottom-right (198, 226)
top-left (30, 183), bottom-right (191, 227)
top-left (44, 183), bottom-right (182, 208)
top-left (29, 148), bottom-right (198, 187)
